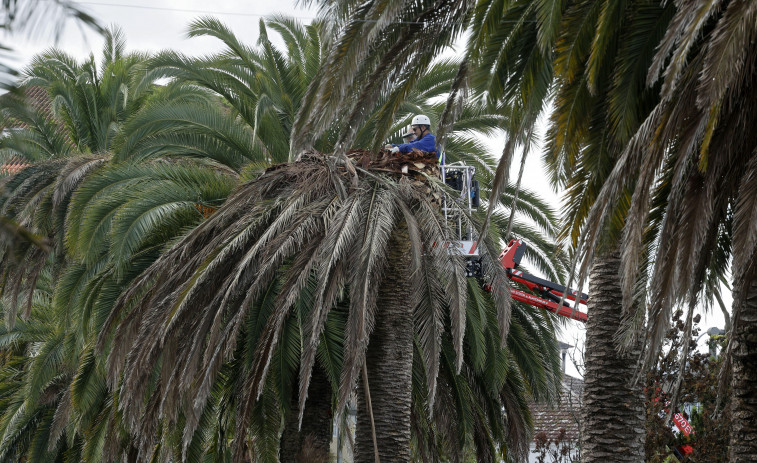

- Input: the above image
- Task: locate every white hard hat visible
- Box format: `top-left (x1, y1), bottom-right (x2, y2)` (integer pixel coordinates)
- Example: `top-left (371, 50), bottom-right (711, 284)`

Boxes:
top-left (411, 114), bottom-right (431, 126)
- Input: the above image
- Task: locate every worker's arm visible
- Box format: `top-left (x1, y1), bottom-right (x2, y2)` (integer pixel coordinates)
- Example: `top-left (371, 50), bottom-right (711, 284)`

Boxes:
top-left (395, 133), bottom-right (437, 154)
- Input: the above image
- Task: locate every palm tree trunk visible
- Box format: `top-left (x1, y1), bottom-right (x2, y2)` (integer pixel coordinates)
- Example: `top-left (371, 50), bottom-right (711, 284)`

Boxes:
top-left (730, 277), bottom-right (757, 462)
top-left (280, 365), bottom-right (333, 463)
top-left (355, 228), bottom-right (413, 463)
top-left (581, 251), bottom-right (645, 462)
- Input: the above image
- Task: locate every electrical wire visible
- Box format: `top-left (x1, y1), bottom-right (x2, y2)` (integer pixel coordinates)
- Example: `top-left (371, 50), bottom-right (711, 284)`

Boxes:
top-left (74, 1), bottom-right (320, 21)
top-left (67, 1), bottom-right (536, 25)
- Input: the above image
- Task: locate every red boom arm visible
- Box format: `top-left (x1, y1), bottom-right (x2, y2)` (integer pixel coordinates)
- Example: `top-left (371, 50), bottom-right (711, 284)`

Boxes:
top-left (495, 239), bottom-right (588, 323)
top-left (495, 241), bottom-right (694, 458)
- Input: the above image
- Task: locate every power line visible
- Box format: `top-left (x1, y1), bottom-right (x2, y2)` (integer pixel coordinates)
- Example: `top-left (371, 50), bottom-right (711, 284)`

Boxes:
top-left (70, 1), bottom-right (536, 26)
top-left (71, 2), bottom-right (439, 25)
top-left (74, 1), bottom-right (319, 21)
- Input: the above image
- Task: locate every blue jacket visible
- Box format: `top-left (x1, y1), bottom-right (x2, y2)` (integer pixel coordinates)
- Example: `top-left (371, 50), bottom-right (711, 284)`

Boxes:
top-left (393, 133), bottom-right (440, 162)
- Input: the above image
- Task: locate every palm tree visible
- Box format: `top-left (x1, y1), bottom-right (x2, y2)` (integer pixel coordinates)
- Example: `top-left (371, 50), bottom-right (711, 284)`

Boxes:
top-left (446, 3), bottom-right (733, 461)
top-left (0, 28), bottom-right (241, 462)
top-left (130, 18), bottom-right (569, 459)
top-left (146, 12), bottom-right (570, 461)
top-left (100, 150), bottom-right (566, 462)
top-left (531, 2), bottom-right (695, 460)
top-left (104, 16), bottom-right (555, 461)
top-left (576, 1), bottom-right (757, 460)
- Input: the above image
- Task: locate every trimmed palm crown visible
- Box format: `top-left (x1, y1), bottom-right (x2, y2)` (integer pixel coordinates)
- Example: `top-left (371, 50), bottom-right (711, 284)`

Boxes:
top-left (101, 149), bottom-right (525, 460)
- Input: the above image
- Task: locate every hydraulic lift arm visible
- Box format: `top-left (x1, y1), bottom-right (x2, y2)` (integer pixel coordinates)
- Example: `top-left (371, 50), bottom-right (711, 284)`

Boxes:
top-left (493, 239), bottom-right (588, 323)
top-left (493, 239), bottom-right (695, 458)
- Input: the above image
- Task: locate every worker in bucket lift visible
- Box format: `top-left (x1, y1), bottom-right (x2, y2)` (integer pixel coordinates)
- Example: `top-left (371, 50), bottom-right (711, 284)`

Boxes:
top-left (385, 114), bottom-right (443, 164)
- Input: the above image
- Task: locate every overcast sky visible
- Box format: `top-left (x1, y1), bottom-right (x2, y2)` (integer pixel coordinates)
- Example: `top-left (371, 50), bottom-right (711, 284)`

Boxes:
top-left (10, 0), bottom-right (319, 63)
top-left (5, 0), bottom-right (729, 378)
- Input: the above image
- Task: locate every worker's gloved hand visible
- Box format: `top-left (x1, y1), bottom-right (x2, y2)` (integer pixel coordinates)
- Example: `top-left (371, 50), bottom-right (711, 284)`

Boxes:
top-left (389, 146), bottom-right (400, 154)
top-left (384, 144), bottom-right (393, 149)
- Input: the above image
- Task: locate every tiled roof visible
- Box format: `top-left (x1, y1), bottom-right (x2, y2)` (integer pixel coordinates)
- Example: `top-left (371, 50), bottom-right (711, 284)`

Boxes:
top-left (0, 158), bottom-right (29, 175)
top-left (1, 85), bottom-right (54, 129)
top-left (531, 374), bottom-right (583, 442)
top-left (24, 85), bottom-right (53, 119)
top-left (0, 86), bottom-right (53, 175)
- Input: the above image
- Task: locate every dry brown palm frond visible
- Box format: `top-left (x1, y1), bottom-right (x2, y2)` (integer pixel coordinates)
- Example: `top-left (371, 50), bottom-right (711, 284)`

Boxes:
top-left (610, 98), bottom-right (692, 308)
top-left (641, 154), bottom-right (698, 371)
top-left (647, 0), bottom-right (725, 99)
top-left (672, 174), bottom-right (712, 296)
top-left (246, 216), bottom-right (329, 397)
top-left (446, 236), bottom-right (468, 375)
top-left (436, 57), bottom-right (470, 154)
top-left (407, 198), bottom-right (451, 411)
top-left (179, 191), bottom-right (326, 407)
top-left (479, 135), bottom-right (516, 240)
top-left (697, 0), bottom-right (757, 108)
top-left (296, 196), bottom-right (363, 426)
top-left (619, 159), bottom-right (656, 314)
top-left (677, 139), bottom-right (733, 299)
top-left (642, 53), bottom-right (757, 367)
top-left (648, 166), bottom-right (728, 393)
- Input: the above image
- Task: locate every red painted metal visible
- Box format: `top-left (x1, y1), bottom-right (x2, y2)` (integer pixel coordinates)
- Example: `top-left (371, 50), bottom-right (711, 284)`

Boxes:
top-left (509, 288), bottom-right (588, 322)
top-left (496, 239), bottom-right (589, 323)
top-left (498, 240), bottom-right (695, 456)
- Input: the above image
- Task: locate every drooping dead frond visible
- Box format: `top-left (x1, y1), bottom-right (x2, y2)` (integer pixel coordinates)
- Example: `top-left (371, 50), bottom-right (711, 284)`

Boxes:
top-left (697, 0), bottom-right (757, 108)
top-left (337, 183), bottom-right (399, 413)
top-left (437, 57), bottom-right (470, 154)
top-left (647, 0), bottom-right (725, 99)
top-left (479, 135), bottom-right (516, 238)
